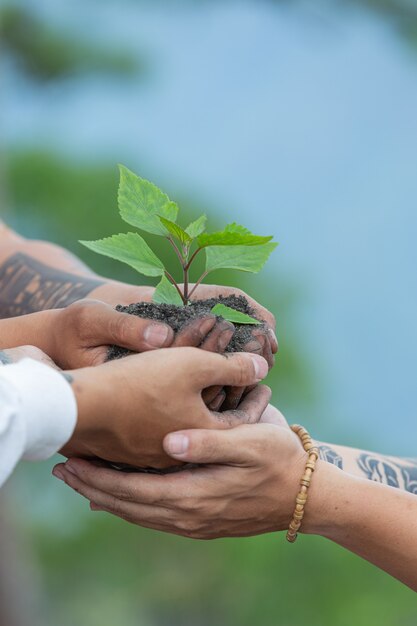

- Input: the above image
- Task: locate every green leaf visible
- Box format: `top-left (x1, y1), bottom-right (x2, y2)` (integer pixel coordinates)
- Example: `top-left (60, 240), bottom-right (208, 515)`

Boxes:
top-left (80, 233), bottom-right (165, 277)
top-left (198, 222), bottom-right (273, 248)
top-left (185, 215), bottom-right (207, 239)
top-left (205, 242), bottom-right (277, 274)
top-left (158, 217), bottom-right (192, 246)
top-left (118, 164), bottom-right (179, 236)
top-left (211, 303), bottom-right (261, 325)
top-left (153, 274), bottom-right (184, 306)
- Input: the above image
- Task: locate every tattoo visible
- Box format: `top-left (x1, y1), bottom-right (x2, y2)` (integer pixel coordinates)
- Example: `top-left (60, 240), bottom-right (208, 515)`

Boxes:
top-left (61, 372), bottom-right (74, 385)
top-left (318, 445), bottom-right (343, 469)
top-left (0, 253), bottom-right (103, 318)
top-left (0, 350), bottom-right (12, 365)
top-left (357, 453), bottom-right (417, 494)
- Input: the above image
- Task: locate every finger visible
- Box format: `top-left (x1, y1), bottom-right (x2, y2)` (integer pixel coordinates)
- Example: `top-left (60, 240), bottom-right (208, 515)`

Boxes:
top-left (199, 320), bottom-right (234, 353)
top-left (163, 423), bottom-right (267, 466)
top-left (172, 316), bottom-right (217, 347)
top-left (220, 385), bottom-right (272, 425)
top-left (258, 333), bottom-right (275, 369)
top-left (246, 330), bottom-right (274, 369)
top-left (83, 301), bottom-right (174, 351)
top-left (221, 386), bottom-right (245, 411)
top-left (202, 385), bottom-right (223, 405)
top-left (53, 459), bottom-right (197, 505)
top-left (207, 389), bottom-right (226, 411)
top-left (188, 350), bottom-right (269, 389)
top-left (172, 385), bottom-right (271, 440)
top-left (263, 337), bottom-right (275, 368)
top-left (268, 328), bottom-right (278, 354)
top-left (54, 465), bottom-right (172, 523)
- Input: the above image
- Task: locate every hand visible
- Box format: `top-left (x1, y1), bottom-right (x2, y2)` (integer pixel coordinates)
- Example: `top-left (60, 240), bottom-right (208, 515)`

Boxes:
top-left (58, 348), bottom-right (270, 469)
top-left (90, 280), bottom-right (278, 364)
top-left (52, 405), bottom-right (321, 538)
top-left (27, 299), bottom-right (234, 370)
top-left (90, 281), bottom-right (277, 410)
top-left (187, 284), bottom-right (277, 411)
top-left (188, 283), bottom-right (277, 354)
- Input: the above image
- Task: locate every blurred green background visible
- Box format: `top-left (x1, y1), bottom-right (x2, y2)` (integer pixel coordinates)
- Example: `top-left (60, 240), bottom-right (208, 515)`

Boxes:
top-left (1, 1), bottom-right (417, 624)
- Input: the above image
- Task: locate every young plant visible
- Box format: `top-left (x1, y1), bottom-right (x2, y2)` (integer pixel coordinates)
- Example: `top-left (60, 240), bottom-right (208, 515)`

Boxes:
top-left (80, 165), bottom-right (278, 325)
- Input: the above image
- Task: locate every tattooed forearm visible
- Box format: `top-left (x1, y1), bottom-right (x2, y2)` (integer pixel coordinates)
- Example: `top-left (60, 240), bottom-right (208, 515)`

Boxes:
top-left (0, 253), bottom-right (103, 318)
top-left (318, 445), bottom-right (344, 469)
top-left (357, 454), bottom-right (417, 494)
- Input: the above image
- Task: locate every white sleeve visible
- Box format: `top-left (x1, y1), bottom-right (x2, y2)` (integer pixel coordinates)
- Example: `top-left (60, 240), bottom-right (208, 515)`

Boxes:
top-left (0, 358), bottom-right (77, 487)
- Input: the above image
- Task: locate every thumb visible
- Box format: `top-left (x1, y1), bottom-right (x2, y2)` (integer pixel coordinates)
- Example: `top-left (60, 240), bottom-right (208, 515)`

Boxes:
top-left (163, 425), bottom-right (262, 466)
top-left (78, 300), bottom-right (174, 351)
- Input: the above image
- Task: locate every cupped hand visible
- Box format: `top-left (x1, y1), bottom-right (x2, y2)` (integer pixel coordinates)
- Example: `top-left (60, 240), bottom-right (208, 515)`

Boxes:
top-left (52, 405), bottom-right (316, 538)
top-left (88, 280), bottom-right (277, 410)
top-left (58, 348), bottom-right (270, 469)
top-left (44, 299), bottom-right (236, 370)
top-left (187, 283), bottom-right (277, 410)
top-left (90, 280), bottom-right (277, 363)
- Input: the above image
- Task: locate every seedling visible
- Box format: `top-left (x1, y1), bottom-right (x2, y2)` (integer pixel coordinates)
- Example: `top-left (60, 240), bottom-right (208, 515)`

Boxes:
top-left (81, 165), bottom-right (277, 325)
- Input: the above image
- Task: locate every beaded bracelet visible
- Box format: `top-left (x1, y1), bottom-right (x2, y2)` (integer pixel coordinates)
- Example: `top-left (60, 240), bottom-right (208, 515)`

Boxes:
top-left (286, 424), bottom-right (319, 543)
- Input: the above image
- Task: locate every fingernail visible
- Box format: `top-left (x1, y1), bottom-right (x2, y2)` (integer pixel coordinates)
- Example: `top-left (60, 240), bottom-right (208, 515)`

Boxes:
top-left (144, 323), bottom-right (172, 347)
top-left (249, 354), bottom-right (269, 380)
top-left (164, 433), bottom-right (189, 456)
top-left (65, 461), bottom-right (78, 476)
top-left (90, 502), bottom-right (101, 511)
top-left (52, 467), bottom-right (64, 481)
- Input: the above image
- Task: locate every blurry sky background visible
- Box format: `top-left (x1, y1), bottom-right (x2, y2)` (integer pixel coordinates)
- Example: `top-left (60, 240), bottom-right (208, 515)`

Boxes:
top-left (1, 1), bottom-right (417, 625)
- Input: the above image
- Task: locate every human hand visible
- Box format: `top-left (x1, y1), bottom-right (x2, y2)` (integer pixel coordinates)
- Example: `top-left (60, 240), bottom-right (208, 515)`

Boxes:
top-left (186, 284), bottom-right (277, 410)
top-left (90, 280), bottom-right (277, 366)
top-left (58, 348), bottom-right (270, 469)
top-left (25, 299), bottom-right (235, 370)
top-left (89, 281), bottom-right (277, 410)
top-left (52, 405), bottom-right (323, 538)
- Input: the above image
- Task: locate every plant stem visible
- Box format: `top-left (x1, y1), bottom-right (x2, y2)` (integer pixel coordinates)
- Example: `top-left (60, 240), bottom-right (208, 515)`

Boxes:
top-left (164, 271), bottom-right (187, 305)
top-left (188, 270), bottom-right (209, 299)
top-left (185, 246), bottom-right (203, 271)
top-left (168, 236), bottom-right (185, 265)
top-left (183, 265), bottom-right (189, 303)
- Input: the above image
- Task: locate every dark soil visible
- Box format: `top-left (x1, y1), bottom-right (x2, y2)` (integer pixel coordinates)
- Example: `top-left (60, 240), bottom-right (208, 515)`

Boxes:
top-left (107, 294), bottom-right (265, 360)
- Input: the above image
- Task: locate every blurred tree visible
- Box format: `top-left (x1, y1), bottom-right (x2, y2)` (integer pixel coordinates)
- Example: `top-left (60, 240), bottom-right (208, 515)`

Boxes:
top-left (0, 4), bottom-right (142, 81)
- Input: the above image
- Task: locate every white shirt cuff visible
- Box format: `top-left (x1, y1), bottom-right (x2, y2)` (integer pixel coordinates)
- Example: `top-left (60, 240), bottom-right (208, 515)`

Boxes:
top-left (0, 358), bottom-right (77, 461)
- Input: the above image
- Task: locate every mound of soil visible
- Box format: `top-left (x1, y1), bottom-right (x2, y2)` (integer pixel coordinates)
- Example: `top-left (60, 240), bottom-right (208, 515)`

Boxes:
top-left (107, 294), bottom-right (265, 360)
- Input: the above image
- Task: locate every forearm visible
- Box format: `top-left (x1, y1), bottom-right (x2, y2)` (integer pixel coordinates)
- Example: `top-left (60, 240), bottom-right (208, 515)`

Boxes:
top-left (316, 441), bottom-right (417, 494)
top-left (0, 310), bottom-right (59, 353)
top-left (305, 462), bottom-right (417, 590)
top-left (0, 223), bottom-right (153, 317)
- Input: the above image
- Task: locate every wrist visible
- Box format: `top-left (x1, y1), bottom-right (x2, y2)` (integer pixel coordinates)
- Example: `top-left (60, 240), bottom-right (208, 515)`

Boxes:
top-left (33, 309), bottom-right (62, 362)
top-left (60, 366), bottom-right (111, 458)
top-left (301, 459), bottom-right (356, 538)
